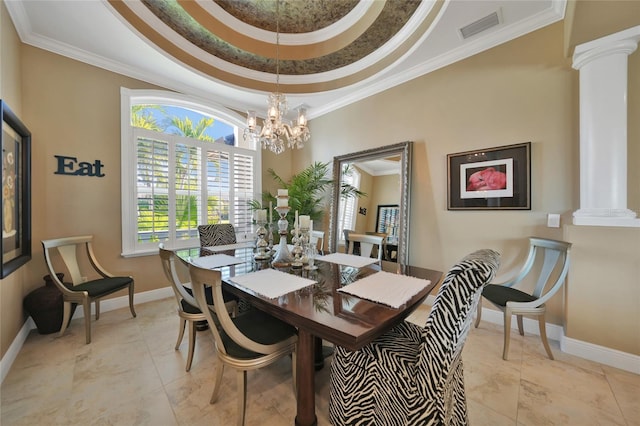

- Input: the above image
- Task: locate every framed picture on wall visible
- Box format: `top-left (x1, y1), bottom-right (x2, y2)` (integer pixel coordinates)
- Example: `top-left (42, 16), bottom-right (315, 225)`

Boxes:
top-left (376, 204), bottom-right (399, 242)
top-left (1, 100), bottom-right (32, 278)
top-left (447, 142), bottom-right (531, 210)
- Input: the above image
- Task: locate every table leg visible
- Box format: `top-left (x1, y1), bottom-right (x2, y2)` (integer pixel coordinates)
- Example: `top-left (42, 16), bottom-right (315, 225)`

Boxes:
top-left (295, 329), bottom-right (317, 426)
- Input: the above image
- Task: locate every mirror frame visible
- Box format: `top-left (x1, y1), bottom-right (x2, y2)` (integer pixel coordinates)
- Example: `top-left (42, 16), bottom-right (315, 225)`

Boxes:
top-left (329, 141), bottom-right (413, 265)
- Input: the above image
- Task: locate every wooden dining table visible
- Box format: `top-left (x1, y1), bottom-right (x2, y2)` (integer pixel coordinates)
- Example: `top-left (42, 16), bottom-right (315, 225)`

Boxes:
top-left (176, 246), bottom-right (442, 426)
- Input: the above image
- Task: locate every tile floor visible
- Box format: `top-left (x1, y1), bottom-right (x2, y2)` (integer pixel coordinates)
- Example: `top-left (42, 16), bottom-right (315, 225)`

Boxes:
top-left (2, 298), bottom-right (639, 425)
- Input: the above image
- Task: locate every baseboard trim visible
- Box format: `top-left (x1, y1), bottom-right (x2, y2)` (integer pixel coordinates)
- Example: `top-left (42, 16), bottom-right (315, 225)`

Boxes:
top-left (1, 286), bottom-right (173, 384)
top-left (423, 296), bottom-right (638, 374)
top-left (1, 317), bottom-right (34, 384)
top-left (562, 336), bottom-right (640, 375)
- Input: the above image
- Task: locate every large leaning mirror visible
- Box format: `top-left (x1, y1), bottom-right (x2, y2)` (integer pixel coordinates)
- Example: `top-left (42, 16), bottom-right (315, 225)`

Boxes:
top-left (329, 141), bottom-right (413, 265)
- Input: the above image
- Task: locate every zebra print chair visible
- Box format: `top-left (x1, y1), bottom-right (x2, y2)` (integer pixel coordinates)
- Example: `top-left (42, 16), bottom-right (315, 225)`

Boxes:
top-left (329, 249), bottom-right (500, 425)
top-left (198, 223), bottom-right (237, 256)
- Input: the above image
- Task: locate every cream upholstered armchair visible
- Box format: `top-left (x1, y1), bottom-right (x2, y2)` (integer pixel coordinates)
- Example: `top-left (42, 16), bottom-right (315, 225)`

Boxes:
top-left (475, 237), bottom-right (571, 360)
top-left (41, 235), bottom-right (136, 344)
top-left (329, 249), bottom-right (500, 425)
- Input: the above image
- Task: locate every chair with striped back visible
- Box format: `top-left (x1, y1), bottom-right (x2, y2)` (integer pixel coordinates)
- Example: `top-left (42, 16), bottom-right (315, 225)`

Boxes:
top-left (198, 223), bottom-right (237, 256)
top-left (329, 249), bottom-right (500, 425)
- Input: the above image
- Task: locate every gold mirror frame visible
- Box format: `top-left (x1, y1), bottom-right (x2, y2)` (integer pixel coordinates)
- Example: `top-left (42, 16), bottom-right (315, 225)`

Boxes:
top-left (328, 141), bottom-right (413, 265)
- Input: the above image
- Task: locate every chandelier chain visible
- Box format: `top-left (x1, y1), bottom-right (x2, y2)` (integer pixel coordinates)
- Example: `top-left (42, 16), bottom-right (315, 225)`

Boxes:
top-left (243, 0), bottom-right (311, 155)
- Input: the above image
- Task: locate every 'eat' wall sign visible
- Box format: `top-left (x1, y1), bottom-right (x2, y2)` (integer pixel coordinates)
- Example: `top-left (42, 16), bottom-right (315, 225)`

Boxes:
top-left (54, 155), bottom-right (105, 177)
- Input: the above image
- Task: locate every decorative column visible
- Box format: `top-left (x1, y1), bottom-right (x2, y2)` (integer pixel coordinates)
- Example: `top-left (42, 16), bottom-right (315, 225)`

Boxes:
top-left (572, 26), bottom-right (640, 227)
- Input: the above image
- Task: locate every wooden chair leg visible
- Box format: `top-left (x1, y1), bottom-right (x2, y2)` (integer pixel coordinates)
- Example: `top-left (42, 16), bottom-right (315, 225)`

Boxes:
top-left (474, 297), bottom-right (483, 328)
top-left (59, 301), bottom-right (72, 337)
top-left (175, 318), bottom-right (186, 350)
top-left (538, 315), bottom-right (554, 360)
top-left (502, 310), bottom-right (512, 360)
top-left (83, 299), bottom-right (92, 344)
top-left (185, 320), bottom-right (197, 372)
top-left (210, 362), bottom-right (225, 404)
top-left (517, 315), bottom-right (525, 336)
top-left (128, 283), bottom-right (137, 317)
top-left (237, 371), bottom-right (247, 426)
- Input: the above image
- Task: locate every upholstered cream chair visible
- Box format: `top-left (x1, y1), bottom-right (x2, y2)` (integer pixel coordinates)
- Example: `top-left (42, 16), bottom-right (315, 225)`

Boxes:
top-left (475, 237), bottom-right (572, 360)
top-left (41, 235), bottom-right (136, 344)
top-left (188, 263), bottom-right (297, 426)
top-left (330, 249), bottom-right (500, 425)
top-left (158, 245), bottom-right (237, 371)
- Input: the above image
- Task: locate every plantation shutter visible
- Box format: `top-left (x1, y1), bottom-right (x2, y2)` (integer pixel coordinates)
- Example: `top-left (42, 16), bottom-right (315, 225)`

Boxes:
top-left (136, 134), bottom-right (170, 244)
top-left (232, 153), bottom-right (254, 237)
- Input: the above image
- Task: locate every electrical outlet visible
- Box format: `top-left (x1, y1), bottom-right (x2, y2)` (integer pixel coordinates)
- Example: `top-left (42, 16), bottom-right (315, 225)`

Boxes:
top-left (547, 213), bottom-right (560, 228)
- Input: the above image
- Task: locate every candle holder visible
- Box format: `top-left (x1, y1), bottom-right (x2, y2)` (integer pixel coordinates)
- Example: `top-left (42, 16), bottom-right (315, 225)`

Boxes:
top-left (271, 204), bottom-right (294, 266)
top-left (291, 227), bottom-right (304, 268)
top-left (253, 220), bottom-right (270, 260)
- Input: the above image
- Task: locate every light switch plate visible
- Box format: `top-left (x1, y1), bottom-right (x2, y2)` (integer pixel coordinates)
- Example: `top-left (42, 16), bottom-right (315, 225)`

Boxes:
top-left (547, 213), bottom-right (560, 228)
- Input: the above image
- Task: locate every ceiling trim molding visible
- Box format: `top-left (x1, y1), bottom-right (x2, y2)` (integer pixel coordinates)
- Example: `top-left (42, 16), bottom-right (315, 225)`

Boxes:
top-left (178, 0), bottom-right (384, 59)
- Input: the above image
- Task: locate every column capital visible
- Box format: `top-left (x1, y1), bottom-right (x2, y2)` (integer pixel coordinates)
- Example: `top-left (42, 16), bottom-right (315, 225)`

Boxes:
top-left (572, 25), bottom-right (640, 70)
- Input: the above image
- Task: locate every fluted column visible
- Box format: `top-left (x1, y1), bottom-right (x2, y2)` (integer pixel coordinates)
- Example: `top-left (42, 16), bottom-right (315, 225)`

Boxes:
top-left (572, 26), bottom-right (640, 227)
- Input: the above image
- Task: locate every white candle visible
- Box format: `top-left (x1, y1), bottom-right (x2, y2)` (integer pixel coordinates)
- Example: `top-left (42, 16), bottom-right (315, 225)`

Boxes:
top-left (309, 219), bottom-right (313, 231)
top-left (295, 210), bottom-right (299, 229)
top-left (277, 197), bottom-right (288, 207)
top-left (254, 209), bottom-right (266, 222)
top-left (299, 215), bottom-right (310, 229)
top-left (269, 201), bottom-right (273, 223)
top-left (277, 189), bottom-right (288, 197)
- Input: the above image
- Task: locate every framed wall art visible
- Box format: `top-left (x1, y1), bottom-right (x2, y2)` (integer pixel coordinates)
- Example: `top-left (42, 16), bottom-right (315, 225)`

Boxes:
top-left (1, 100), bottom-right (32, 278)
top-left (447, 142), bottom-right (531, 210)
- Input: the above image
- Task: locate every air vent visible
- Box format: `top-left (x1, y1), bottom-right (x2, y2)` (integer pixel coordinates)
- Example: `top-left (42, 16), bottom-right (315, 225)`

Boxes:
top-left (459, 11), bottom-right (501, 39)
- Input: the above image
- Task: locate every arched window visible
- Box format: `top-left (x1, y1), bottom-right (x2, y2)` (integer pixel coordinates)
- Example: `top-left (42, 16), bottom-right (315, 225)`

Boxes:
top-left (120, 89), bottom-right (261, 256)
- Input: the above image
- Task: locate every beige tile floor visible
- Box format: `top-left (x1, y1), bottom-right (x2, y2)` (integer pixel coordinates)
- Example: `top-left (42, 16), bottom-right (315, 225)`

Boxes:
top-left (2, 298), bottom-right (639, 425)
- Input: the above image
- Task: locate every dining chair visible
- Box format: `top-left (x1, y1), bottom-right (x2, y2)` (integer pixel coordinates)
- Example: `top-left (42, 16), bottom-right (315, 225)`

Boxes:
top-left (347, 233), bottom-right (384, 262)
top-left (158, 245), bottom-right (237, 371)
top-left (188, 263), bottom-right (298, 426)
top-left (475, 237), bottom-right (572, 360)
top-left (365, 231), bottom-right (388, 260)
top-left (310, 230), bottom-right (325, 255)
top-left (329, 249), bottom-right (500, 425)
top-left (41, 235), bottom-right (136, 344)
top-left (198, 223), bottom-right (237, 256)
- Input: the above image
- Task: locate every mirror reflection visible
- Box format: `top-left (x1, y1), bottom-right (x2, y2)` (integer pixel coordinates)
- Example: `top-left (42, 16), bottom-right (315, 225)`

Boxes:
top-left (329, 142), bottom-right (413, 265)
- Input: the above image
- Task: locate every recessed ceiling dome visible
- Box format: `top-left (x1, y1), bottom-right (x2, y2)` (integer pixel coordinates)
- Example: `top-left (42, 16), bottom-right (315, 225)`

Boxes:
top-left (109, 0), bottom-right (443, 93)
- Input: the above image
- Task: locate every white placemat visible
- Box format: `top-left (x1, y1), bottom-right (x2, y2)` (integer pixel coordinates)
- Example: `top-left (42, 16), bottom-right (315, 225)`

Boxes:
top-left (191, 254), bottom-right (245, 269)
top-left (317, 253), bottom-right (379, 268)
top-left (229, 268), bottom-right (317, 299)
top-left (338, 271), bottom-right (431, 308)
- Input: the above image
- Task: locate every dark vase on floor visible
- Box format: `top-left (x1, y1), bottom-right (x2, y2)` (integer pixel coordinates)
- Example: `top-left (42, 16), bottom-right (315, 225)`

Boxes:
top-left (23, 274), bottom-right (76, 335)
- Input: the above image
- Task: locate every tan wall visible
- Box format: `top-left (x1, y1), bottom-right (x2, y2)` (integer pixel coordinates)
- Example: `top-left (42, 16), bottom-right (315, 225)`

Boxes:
top-left (0, 0), bottom-right (26, 358)
top-left (2, 11), bottom-right (638, 358)
top-left (366, 174), bottom-right (401, 232)
top-left (302, 22), bottom-right (639, 354)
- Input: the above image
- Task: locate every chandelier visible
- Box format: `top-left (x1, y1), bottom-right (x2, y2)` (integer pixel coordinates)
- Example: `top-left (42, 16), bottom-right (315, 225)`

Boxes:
top-left (243, 0), bottom-right (310, 155)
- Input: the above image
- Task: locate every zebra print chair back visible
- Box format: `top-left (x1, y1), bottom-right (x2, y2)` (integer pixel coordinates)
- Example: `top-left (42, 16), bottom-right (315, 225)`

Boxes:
top-left (329, 249), bottom-right (500, 425)
top-left (198, 224), bottom-right (236, 256)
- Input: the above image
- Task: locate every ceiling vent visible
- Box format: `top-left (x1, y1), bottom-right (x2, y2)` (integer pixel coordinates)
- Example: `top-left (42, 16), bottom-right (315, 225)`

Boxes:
top-left (459, 11), bottom-right (501, 39)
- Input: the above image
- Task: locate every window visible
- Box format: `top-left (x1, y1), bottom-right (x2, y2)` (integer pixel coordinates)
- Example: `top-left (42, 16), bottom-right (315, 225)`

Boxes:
top-left (338, 166), bottom-right (360, 243)
top-left (121, 89), bottom-right (261, 256)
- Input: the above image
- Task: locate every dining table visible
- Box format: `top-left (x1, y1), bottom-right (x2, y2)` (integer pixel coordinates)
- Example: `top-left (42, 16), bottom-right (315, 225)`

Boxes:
top-left (176, 245), bottom-right (442, 426)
